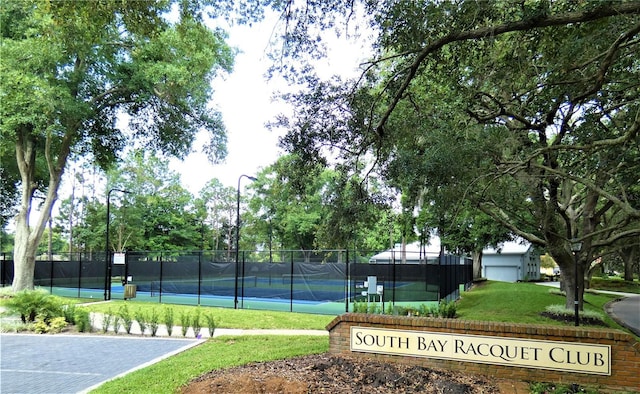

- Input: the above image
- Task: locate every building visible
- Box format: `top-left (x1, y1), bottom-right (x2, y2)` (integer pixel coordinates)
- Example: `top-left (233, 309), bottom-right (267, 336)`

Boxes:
top-left (482, 240), bottom-right (540, 282)
top-left (368, 236), bottom-right (541, 282)
top-left (368, 239), bottom-right (443, 264)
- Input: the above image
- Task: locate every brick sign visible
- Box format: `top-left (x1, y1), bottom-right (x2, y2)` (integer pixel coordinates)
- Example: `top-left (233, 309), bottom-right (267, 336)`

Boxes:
top-left (351, 326), bottom-right (611, 375)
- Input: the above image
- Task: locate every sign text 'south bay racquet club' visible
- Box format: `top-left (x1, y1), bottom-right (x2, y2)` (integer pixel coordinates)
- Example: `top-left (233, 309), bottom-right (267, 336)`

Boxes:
top-left (350, 327), bottom-right (611, 375)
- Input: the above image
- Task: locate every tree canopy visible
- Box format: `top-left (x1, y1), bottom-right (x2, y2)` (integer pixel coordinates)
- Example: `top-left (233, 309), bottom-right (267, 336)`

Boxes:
top-left (274, 1), bottom-right (640, 307)
top-left (1, 0), bottom-right (237, 291)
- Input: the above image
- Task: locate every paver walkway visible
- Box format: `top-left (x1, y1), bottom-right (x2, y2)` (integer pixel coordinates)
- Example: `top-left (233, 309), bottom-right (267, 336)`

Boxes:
top-left (1, 334), bottom-right (200, 394)
top-left (0, 309), bottom-right (327, 394)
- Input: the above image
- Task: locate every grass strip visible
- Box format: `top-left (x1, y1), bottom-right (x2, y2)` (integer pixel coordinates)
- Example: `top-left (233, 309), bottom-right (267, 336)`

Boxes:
top-left (81, 301), bottom-right (334, 330)
top-left (91, 335), bottom-right (329, 393)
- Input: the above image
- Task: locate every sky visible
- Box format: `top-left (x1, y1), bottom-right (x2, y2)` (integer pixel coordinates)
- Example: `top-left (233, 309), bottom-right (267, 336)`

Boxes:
top-left (169, 12), bottom-right (370, 193)
top-left (168, 16), bottom-right (287, 192)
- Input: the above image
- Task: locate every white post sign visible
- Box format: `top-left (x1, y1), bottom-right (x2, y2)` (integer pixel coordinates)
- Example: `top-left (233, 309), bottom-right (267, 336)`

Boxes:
top-left (351, 326), bottom-right (610, 375)
top-left (113, 253), bottom-right (126, 265)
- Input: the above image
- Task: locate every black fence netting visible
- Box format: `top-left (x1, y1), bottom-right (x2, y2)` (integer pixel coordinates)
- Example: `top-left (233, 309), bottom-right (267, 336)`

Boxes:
top-left (1, 250), bottom-right (472, 314)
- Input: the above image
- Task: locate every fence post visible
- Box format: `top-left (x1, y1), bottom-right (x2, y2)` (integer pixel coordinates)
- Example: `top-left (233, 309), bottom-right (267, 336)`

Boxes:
top-left (289, 250), bottom-right (294, 312)
top-left (345, 249), bottom-right (350, 313)
top-left (159, 252), bottom-right (164, 303)
top-left (198, 251), bottom-right (202, 306)
top-left (240, 251), bottom-right (246, 309)
top-left (392, 250), bottom-right (397, 306)
top-left (77, 252), bottom-right (82, 298)
top-left (49, 257), bottom-right (54, 294)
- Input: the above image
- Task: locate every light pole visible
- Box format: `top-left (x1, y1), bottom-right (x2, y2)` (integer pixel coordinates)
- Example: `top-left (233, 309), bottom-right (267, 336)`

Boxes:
top-left (105, 188), bottom-right (130, 301)
top-left (571, 239), bottom-right (583, 326)
top-left (234, 174), bottom-right (257, 309)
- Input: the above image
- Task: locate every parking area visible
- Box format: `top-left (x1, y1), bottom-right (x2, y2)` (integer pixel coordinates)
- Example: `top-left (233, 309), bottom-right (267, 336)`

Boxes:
top-left (0, 334), bottom-right (200, 394)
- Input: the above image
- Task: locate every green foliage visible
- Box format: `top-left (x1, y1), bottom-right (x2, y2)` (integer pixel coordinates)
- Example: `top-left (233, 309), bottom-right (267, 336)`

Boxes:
top-left (180, 310), bottom-right (190, 337)
top-left (113, 315), bottom-right (123, 335)
top-left (191, 309), bottom-right (202, 338)
top-left (353, 300), bottom-right (369, 313)
top-left (544, 305), bottom-right (605, 324)
top-left (61, 304), bottom-right (77, 324)
top-left (134, 309), bottom-right (147, 335)
top-left (101, 309), bottom-right (114, 333)
top-left (3, 0), bottom-right (239, 290)
top-left (590, 278), bottom-right (640, 294)
top-left (163, 307), bottom-right (175, 336)
top-left (540, 254), bottom-right (557, 270)
top-left (82, 301), bottom-right (333, 330)
top-left (34, 316), bottom-right (67, 334)
top-left (275, 0), bottom-right (640, 308)
top-left (118, 305), bottom-right (133, 334)
top-left (73, 308), bottom-right (91, 333)
top-left (148, 308), bottom-right (160, 337)
top-left (429, 300), bottom-right (457, 318)
top-left (5, 290), bottom-right (62, 323)
top-left (204, 311), bottom-right (217, 337)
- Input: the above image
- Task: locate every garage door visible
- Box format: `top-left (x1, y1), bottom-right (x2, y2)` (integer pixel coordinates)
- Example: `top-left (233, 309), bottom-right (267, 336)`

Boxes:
top-left (485, 266), bottom-right (519, 282)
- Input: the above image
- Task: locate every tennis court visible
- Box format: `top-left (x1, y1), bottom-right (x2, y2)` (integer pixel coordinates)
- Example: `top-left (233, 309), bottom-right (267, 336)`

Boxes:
top-left (2, 250), bottom-right (473, 315)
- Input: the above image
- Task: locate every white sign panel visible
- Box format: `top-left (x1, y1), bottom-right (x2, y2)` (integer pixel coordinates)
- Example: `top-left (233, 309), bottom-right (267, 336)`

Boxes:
top-left (350, 326), bottom-right (610, 375)
top-left (113, 253), bottom-right (126, 265)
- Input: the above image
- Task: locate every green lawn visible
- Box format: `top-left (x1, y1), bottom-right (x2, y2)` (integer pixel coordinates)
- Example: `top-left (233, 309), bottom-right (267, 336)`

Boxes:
top-left (457, 281), bottom-right (621, 326)
top-left (91, 335), bottom-right (329, 394)
top-left (590, 277), bottom-right (640, 294)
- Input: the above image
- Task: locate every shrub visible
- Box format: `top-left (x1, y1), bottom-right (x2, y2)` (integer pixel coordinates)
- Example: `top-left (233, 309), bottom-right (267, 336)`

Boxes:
top-left (135, 309), bottom-right (147, 335)
top-left (192, 309), bottom-right (202, 338)
top-left (148, 308), bottom-right (160, 337)
top-left (33, 318), bottom-right (49, 334)
top-left (204, 311), bottom-right (217, 337)
top-left (163, 307), bottom-right (175, 336)
top-left (544, 304), bottom-right (605, 324)
top-left (180, 311), bottom-right (190, 337)
top-left (118, 305), bottom-right (133, 334)
top-left (62, 304), bottom-right (77, 324)
top-left (430, 300), bottom-right (457, 318)
top-left (6, 290), bottom-right (62, 323)
top-left (74, 308), bottom-right (91, 332)
top-left (367, 303), bottom-right (381, 314)
top-left (47, 317), bottom-right (68, 334)
top-left (102, 309), bottom-right (114, 333)
top-left (353, 300), bottom-right (368, 313)
top-left (113, 315), bottom-right (123, 334)
top-left (34, 316), bottom-right (67, 334)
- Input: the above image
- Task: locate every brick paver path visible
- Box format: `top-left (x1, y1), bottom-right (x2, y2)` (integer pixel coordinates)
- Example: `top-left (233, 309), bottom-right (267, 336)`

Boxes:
top-left (1, 334), bottom-right (199, 394)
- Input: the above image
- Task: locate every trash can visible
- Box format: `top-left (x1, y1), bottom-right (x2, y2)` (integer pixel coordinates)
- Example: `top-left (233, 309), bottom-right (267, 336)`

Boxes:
top-left (124, 284), bottom-right (137, 299)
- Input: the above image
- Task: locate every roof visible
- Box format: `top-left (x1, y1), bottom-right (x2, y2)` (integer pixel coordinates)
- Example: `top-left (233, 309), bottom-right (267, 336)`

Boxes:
top-left (368, 236), bottom-right (533, 261)
top-left (483, 239), bottom-right (532, 255)
top-left (368, 238), bottom-right (444, 261)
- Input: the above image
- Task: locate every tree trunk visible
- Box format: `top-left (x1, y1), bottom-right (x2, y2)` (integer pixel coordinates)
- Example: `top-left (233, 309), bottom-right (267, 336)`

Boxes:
top-left (13, 124), bottom-right (68, 292)
top-left (12, 215), bottom-right (37, 292)
top-left (621, 246), bottom-right (637, 282)
top-left (12, 195), bottom-right (58, 292)
top-left (472, 250), bottom-right (483, 280)
top-left (556, 253), bottom-right (585, 312)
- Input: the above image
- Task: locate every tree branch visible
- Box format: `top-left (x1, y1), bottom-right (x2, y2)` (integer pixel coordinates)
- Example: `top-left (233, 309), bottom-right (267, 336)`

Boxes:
top-left (374, 2), bottom-right (640, 135)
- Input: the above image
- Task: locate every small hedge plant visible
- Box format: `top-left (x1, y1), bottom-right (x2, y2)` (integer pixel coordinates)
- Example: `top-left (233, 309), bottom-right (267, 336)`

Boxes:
top-left (4, 289), bottom-right (91, 333)
top-left (358, 300), bottom-right (457, 318)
